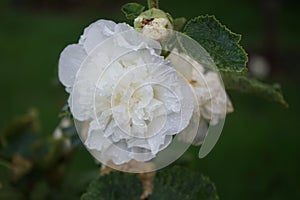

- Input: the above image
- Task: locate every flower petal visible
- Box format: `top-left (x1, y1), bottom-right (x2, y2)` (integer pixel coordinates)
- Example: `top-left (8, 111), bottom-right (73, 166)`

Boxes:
top-left (79, 20), bottom-right (127, 53)
top-left (58, 44), bottom-right (87, 89)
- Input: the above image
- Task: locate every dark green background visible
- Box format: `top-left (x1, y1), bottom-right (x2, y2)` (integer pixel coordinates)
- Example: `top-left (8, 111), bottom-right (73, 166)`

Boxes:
top-left (0, 0), bottom-right (299, 199)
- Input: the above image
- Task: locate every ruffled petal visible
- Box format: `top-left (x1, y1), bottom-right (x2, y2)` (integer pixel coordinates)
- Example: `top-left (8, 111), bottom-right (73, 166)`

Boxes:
top-left (69, 79), bottom-right (95, 121)
top-left (79, 20), bottom-right (128, 53)
top-left (58, 44), bottom-right (87, 90)
top-left (84, 120), bottom-right (107, 151)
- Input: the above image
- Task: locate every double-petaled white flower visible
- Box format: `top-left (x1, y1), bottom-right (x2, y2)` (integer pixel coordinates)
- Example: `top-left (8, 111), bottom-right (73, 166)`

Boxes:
top-left (59, 20), bottom-right (194, 165)
top-left (58, 19), bottom-right (233, 166)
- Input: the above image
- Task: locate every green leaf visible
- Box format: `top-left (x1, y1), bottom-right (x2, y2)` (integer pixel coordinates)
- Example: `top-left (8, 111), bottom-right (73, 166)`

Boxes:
top-left (81, 166), bottom-right (218, 200)
top-left (222, 72), bottom-right (288, 107)
top-left (150, 166), bottom-right (219, 200)
top-left (184, 15), bottom-right (248, 72)
top-left (81, 172), bottom-right (143, 200)
top-left (121, 3), bottom-right (145, 20)
top-left (173, 17), bottom-right (187, 31)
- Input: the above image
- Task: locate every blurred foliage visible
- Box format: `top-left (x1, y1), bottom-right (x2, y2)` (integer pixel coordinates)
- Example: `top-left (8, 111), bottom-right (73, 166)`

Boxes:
top-left (0, 111), bottom-right (86, 199)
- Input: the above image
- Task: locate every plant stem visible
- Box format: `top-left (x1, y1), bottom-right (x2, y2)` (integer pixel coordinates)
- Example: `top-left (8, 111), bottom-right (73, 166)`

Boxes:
top-left (147, 0), bottom-right (159, 9)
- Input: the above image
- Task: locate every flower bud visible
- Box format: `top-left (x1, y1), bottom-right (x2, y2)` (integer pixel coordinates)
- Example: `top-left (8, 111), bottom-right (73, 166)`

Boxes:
top-left (134, 8), bottom-right (173, 41)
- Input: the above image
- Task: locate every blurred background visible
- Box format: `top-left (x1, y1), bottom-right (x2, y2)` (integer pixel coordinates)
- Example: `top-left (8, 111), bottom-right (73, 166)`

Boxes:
top-left (0, 0), bottom-right (299, 199)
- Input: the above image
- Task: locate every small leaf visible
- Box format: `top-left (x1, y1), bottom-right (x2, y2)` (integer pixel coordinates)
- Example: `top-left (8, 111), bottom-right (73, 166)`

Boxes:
top-left (222, 72), bottom-right (288, 107)
top-left (121, 3), bottom-right (145, 20)
top-left (173, 17), bottom-right (186, 31)
top-left (81, 172), bottom-right (142, 200)
top-left (149, 166), bottom-right (219, 200)
top-left (184, 15), bottom-right (248, 72)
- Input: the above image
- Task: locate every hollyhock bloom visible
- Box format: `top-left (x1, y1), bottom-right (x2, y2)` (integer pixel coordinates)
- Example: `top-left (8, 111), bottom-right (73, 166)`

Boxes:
top-left (59, 20), bottom-right (195, 164)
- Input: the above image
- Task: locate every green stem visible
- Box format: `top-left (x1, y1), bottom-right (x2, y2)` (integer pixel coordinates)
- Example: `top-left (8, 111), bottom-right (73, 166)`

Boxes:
top-left (147, 0), bottom-right (159, 9)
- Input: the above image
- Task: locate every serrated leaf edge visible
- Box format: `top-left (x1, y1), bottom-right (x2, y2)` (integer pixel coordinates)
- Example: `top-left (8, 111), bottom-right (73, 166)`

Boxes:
top-left (184, 15), bottom-right (248, 73)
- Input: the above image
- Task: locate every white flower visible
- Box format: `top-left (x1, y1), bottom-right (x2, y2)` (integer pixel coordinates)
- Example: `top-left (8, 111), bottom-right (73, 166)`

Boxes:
top-left (59, 18), bottom-right (234, 167)
top-left (167, 50), bottom-right (233, 145)
top-left (58, 20), bottom-right (194, 165)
